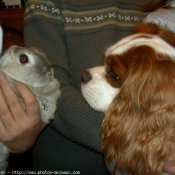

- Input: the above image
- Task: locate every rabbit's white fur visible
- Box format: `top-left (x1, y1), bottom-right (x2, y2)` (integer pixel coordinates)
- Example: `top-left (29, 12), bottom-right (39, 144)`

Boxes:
top-left (0, 26), bottom-right (61, 171)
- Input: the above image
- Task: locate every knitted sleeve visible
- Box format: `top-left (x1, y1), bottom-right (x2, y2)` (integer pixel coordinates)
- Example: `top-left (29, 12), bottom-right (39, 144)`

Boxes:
top-left (24, 0), bottom-right (104, 151)
top-left (143, 0), bottom-right (175, 32)
top-left (144, 8), bottom-right (175, 32)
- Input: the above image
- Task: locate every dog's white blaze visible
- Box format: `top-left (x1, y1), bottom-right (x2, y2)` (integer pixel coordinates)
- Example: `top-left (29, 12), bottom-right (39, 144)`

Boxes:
top-left (81, 66), bottom-right (119, 112)
top-left (105, 33), bottom-right (175, 60)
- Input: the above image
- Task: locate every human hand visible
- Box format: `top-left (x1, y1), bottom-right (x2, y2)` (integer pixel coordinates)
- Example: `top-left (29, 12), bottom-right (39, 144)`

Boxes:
top-left (163, 143), bottom-right (175, 175)
top-left (0, 73), bottom-right (46, 153)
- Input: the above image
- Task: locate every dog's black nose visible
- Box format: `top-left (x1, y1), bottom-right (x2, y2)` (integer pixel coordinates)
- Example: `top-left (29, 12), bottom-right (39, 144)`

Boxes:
top-left (82, 70), bottom-right (92, 83)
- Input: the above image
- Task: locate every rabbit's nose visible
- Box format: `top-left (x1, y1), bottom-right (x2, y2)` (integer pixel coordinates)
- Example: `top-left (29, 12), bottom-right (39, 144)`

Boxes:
top-left (47, 66), bottom-right (54, 80)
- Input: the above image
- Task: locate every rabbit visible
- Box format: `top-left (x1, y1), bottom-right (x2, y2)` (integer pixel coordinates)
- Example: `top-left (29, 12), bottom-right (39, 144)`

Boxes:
top-left (0, 26), bottom-right (61, 171)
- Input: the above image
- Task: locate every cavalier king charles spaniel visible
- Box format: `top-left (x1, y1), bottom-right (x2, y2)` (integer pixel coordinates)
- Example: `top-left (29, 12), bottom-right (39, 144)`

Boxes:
top-left (81, 23), bottom-right (175, 175)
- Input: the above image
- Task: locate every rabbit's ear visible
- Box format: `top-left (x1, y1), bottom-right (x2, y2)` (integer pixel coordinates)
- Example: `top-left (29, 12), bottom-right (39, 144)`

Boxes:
top-left (0, 26), bottom-right (3, 55)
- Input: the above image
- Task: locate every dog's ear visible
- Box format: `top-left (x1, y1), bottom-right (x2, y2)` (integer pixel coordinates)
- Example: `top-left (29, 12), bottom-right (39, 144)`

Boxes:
top-left (102, 46), bottom-right (175, 175)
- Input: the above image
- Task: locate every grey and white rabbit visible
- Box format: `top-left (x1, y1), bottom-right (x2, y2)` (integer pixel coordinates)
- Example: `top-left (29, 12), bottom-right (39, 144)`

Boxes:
top-left (0, 26), bottom-right (61, 171)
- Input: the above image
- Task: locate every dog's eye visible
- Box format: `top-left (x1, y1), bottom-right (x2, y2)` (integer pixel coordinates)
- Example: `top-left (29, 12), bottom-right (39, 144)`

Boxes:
top-left (19, 54), bottom-right (28, 64)
top-left (108, 71), bottom-right (120, 80)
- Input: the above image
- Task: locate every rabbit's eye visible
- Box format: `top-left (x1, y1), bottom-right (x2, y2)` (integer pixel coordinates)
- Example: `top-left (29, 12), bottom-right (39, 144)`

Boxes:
top-left (19, 54), bottom-right (28, 64)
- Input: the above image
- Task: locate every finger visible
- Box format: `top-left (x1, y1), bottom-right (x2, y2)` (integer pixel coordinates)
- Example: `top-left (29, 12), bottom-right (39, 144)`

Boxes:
top-left (163, 161), bottom-right (175, 175)
top-left (0, 73), bottom-right (25, 122)
top-left (0, 87), bottom-right (11, 130)
top-left (14, 80), bottom-right (40, 118)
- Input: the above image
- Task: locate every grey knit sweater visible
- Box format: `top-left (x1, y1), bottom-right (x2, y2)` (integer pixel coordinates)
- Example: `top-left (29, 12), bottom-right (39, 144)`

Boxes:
top-left (23, 0), bottom-right (147, 174)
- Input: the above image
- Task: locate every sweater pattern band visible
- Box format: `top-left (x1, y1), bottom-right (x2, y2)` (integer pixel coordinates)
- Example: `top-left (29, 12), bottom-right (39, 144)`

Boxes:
top-left (24, 0), bottom-right (147, 33)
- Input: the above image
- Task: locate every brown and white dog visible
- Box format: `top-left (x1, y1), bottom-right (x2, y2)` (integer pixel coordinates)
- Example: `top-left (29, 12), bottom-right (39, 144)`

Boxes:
top-left (81, 22), bottom-right (175, 175)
